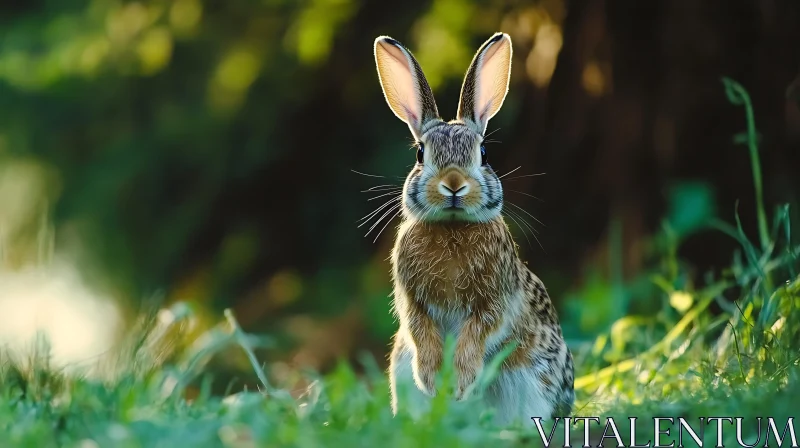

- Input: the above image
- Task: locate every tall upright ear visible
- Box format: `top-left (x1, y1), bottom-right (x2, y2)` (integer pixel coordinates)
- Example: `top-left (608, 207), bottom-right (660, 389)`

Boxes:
top-left (456, 33), bottom-right (513, 134)
top-left (374, 36), bottom-right (440, 139)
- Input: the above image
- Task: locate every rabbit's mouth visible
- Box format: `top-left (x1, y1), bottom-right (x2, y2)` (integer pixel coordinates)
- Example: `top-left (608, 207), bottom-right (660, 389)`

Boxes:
top-left (441, 206), bottom-right (472, 221)
top-left (413, 205), bottom-right (490, 224)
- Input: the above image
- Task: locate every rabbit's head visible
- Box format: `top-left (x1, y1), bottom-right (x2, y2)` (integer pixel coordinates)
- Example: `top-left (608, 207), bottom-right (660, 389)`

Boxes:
top-left (374, 33), bottom-right (513, 223)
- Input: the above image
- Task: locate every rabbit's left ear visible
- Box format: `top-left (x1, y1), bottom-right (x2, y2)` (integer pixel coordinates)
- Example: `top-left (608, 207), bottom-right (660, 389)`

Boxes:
top-left (457, 33), bottom-right (513, 134)
top-left (374, 36), bottom-right (440, 140)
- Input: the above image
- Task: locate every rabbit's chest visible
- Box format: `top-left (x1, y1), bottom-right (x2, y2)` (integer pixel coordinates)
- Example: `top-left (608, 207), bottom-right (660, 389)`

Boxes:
top-left (393, 220), bottom-right (512, 310)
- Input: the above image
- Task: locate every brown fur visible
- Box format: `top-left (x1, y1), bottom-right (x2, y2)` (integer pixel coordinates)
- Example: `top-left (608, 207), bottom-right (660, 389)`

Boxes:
top-left (391, 217), bottom-right (573, 406)
top-left (392, 218), bottom-right (512, 395)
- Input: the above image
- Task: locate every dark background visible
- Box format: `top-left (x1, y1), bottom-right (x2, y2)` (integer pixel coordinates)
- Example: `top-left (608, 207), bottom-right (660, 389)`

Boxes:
top-left (1, 0), bottom-right (798, 384)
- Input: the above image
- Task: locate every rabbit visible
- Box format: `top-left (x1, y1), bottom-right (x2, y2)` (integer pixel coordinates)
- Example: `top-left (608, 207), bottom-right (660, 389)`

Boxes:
top-left (372, 32), bottom-right (574, 425)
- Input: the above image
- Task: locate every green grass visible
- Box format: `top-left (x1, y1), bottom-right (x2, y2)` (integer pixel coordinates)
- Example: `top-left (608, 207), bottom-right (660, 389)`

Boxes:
top-left (1, 81), bottom-right (799, 447)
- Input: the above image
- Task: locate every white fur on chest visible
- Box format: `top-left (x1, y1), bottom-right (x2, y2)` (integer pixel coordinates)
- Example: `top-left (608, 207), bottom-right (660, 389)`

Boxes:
top-left (426, 304), bottom-right (467, 338)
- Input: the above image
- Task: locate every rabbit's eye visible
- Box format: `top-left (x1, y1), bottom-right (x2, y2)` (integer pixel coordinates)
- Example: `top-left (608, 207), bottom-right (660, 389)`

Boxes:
top-left (416, 143), bottom-right (424, 164)
top-left (480, 145), bottom-right (487, 165)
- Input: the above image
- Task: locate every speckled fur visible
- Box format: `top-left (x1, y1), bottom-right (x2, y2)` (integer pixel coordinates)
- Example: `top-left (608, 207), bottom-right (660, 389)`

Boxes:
top-left (374, 33), bottom-right (574, 425)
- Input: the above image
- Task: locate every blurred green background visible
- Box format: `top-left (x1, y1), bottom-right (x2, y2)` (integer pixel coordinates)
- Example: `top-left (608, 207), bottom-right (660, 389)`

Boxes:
top-left (1, 0), bottom-right (799, 391)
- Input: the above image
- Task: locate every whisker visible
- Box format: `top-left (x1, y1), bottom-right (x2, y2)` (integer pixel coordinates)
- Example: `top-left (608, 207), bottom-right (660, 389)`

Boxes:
top-left (365, 203), bottom-right (402, 237)
top-left (368, 191), bottom-right (402, 201)
top-left (357, 197), bottom-right (401, 225)
top-left (505, 207), bottom-right (540, 235)
top-left (503, 209), bottom-right (533, 249)
top-left (503, 173), bottom-right (547, 181)
top-left (507, 189), bottom-right (543, 202)
top-left (505, 207), bottom-right (544, 252)
top-left (533, 232), bottom-right (545, 253)
top-left (504, 206), bottom-right (539, 236)
top-left (483, 127), bottom-right (501, 140)
top-left (373, 208), bottom-right (403, 243)
top-left (361, 185), bottom-right (402, 192)
top-left (497, 166), bottom-right (522, 179)
top-left (420, 203), bottom-right (436, 222)
top-left (506, 201), bottom-right (545, 227)
top-left (351, 169), bottom-right (386, 178)
top-left (351, 169), bottom-right (405, 180)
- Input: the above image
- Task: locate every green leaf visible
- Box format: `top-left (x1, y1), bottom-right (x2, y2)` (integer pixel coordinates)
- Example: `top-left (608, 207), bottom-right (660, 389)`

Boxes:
top-left (722, 77), bottom-right (746, 105)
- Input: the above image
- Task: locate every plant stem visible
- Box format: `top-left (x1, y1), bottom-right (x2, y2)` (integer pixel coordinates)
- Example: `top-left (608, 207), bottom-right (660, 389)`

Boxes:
top-left (742, 92), bottom-right (769, 252)
top-left (723, 78), bottom-right (769, 252)
top-left (224, 308), bottom-right (274, 395)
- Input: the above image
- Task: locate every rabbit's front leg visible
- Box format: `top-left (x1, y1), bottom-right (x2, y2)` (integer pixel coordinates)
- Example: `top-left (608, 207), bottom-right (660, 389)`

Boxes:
top-left (454, 310), bottom-right (499, 400)
top-left (404, 299), bottom-right (443, 396)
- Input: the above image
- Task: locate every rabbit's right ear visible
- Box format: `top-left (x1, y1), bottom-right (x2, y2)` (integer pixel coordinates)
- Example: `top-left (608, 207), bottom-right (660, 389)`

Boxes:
top-left (457, 33), bottom-right (513, 135)
top-left (374, 36), bottom-right (440, 140)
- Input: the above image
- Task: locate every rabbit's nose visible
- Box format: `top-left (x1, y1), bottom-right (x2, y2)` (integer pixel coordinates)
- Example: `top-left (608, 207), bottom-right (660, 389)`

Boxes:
top-left (438, 180), bottom-right (470, 197)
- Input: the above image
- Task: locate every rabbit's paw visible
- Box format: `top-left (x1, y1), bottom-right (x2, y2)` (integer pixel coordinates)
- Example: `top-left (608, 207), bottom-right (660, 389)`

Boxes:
top-left (412, 352), bottom-right (440, 396)
top-left (454, 339), bottom-right (484, 401)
